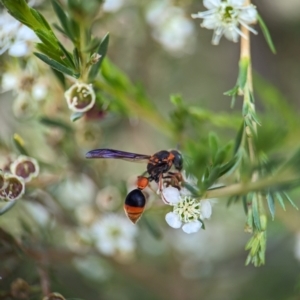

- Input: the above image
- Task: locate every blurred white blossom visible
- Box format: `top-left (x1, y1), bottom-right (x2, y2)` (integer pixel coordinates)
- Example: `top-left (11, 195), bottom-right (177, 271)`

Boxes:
top-left (91, 214), bottom-right (138, 256)
top-left (146, 0), bottom-right (195, 54)
top-left (102, 0), bottom-right (124, 12)
top-left (0, 11), bottom-right (38, 57)
top-left (24, 202), bottom-right (50, 225)
top-left (192, 0), bottom-right (257, 45)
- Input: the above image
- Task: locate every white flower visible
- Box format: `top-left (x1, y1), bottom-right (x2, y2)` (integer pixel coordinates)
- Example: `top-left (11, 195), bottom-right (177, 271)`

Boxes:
top-left (191, 0), bottom-right (258, 45)
top-left (165, 195), bottom-right (213, 234)
top-left (0, 12), bottom-right (38, 57)
top-left (64, 82), bottom-right (96, 113)
top-left (90, 214), bottom-right (138, 256)
top-left (146, 0), bottom-right (195, 54)
top-left (1, 72), bottom-right (49, 102)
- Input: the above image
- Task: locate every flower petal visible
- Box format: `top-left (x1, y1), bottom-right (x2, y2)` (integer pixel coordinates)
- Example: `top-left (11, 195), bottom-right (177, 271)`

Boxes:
top-left (203, 0), bottom-right (221, 9)
top-left (228, 0), bottom-right (245, 6)
top-left (165, 212), bottom-right (182, 229)
top-left (182, 221), bottom-right (202, 234)
top-left (162, 186), bottom-right (180, 204)
top-left (239, 6), bottom-right (257, 24)
top-left (200, 200), bottom-right (212, 219)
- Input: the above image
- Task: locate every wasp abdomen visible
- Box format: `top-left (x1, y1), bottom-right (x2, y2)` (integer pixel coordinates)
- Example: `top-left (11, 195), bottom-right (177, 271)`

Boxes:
top-left (124, 189), bottom-right (146, 224)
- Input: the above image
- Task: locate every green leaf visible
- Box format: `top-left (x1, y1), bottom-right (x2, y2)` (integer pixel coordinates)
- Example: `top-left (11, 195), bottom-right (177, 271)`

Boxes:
top-left (30, 8), bottom-right (52, 31)
top-left (0, 201), bottom-right (16, 216)
top-left (224, 85), bottom-right (239, 108)
top-left (209, 133), bottom-right (219, 163)
top-left (39, 117), bottom-right (73, 132)
top-left (275, 192), bottom-right (286, 211)
top-left (238, 57), bottom-right (249, 90)
top-left (266, 192), bottom-right (275, 220)
top-left (252, 194), bottom-right (261, 231)
top-left (88, 33), bottom-right (110, 81)
top-left (283, 192), bottom-right (298, 210)
top-left (234, 122), bottom-right (244, 154)
top-left (12, 133), bottom-right (29, 156)
top-left (73, 47), bottom-right (80, 70)
top-left (219, 155), bottom-right (237, 177)
top-left (57, 41), bottom-right (76, 69)
top-left (227, 195), bottom-right (239, 207)
top-left (257, 13), bottom-right (276, 54)
top-left (51, 0), bottom-right (74, 41)
top-left (34, 52), bottom-right (79, 77)
top-left (70, 112), bottom-right (84, 122)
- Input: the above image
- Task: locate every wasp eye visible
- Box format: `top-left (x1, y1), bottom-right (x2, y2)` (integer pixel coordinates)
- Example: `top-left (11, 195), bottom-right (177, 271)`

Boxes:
top-left (170, 150), bottom-right (183, 171)
top-left (124, 189), bottom-right (146, 224)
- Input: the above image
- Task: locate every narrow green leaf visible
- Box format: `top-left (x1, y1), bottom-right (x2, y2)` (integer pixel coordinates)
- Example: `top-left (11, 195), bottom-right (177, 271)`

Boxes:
top-left (252, 194), bottom-right (261, 230)
top-left (12, 134), bottom-right (29, 156)
top-left (70, 112), bottom-right (84, 122)
top-left (0, 201), bottom-right (16, 216)
top-left (39, 117), bottom-right (73, 132)
top-left (52, 23), bottom-right (67, 36)
top-left (73, 47), bottom-right (80, 70)
top-left (34, 52), bottom-right (79, 78)
top-left (224, 85), bottom-right (239, 108)
top-left (30, 8), bottom-right (52, 31)
top-left (234, 122), bottom-right (244, 154)
top-left (238, 57), bottom-right (249, 90)
top-left (224, 85), bottom-right (239, 97)
top-left (257, 13), bottom-right (276, 54)
top-left (250, 111), bottom-right (261, 126)
top-left (57, 41), bottom-right (76, 69)
top-left (51, 0), bottom-right (74, 41)
top-left (275, 192), bottom-right (286, 211)
top-left (209, 133), bottom-right (219, 163)
top-left (266, 192), bottom-right (275, 220)
top-left (227, 195), bottom-right (239, 207)
top-left (219, 156), bottom-right (237, 177)
top-left (88, 33), bottom-right (110, 81)
top-left (283, 192), bottom-right (298, 210)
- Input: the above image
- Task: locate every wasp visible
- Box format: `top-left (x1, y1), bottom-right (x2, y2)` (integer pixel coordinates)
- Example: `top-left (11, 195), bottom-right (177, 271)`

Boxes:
top-left (85, 149), bottom-right (183, 223)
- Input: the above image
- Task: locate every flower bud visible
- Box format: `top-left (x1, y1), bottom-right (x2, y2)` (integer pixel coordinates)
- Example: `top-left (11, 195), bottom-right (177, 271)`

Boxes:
top-left (43, 293), bottom-right (66, 300)
top-left (64, 82), bottom-right (96, 113)
top-left (90, 53), bottom-right (101, 64)
top-left (10, 155), bottom-right (39, 183)
top-left (0, 174), bottom-right (25, 201)
top-left (10, 278), bottom-right (30, 299)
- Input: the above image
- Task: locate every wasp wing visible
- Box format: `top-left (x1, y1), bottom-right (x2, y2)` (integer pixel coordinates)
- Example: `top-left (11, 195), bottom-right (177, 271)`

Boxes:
top-left (85, 148), bottom-right (151, 162)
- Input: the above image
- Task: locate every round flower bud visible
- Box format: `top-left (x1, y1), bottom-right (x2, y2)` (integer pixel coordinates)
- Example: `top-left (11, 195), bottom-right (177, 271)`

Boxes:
top-left (10, 278), bottom-right (30, 299)
top-left (64, 82), bottom-right (96, 113)
top-left (10, 155), bottom-right (39, 183)
top-left (0, 174), bottom-right (25, 201)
